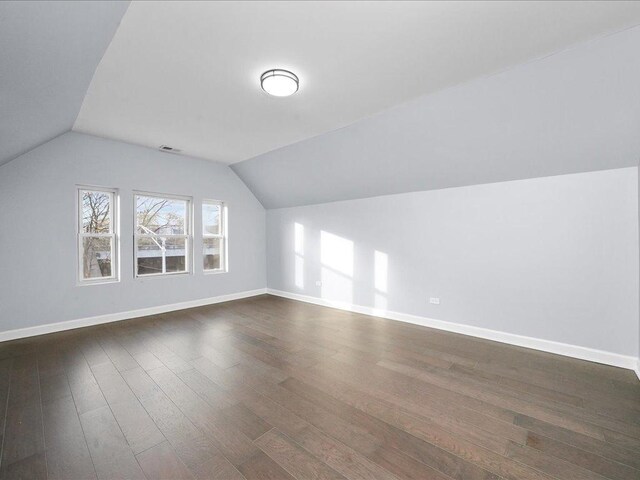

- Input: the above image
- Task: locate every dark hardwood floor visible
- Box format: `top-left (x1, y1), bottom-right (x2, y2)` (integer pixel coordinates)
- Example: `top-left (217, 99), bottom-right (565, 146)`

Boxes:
top-left (0, 294), bottom-right (638, 480)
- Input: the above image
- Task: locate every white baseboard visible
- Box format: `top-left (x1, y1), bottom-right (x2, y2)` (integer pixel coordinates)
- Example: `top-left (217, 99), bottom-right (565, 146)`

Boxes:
top-left (4, 286), bottom-right (636, 377)
top-left (0, 288), bottom-right (267, 343)
top-left (267, 288), bottom-right (639, 373)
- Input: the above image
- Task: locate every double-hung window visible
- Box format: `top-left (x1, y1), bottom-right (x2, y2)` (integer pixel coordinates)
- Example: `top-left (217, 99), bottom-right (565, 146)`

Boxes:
top-left (135, 193), bottom-right (192, 276)
top-left (78, 187), bottom-right (118, 284)
top-left (202, 200), bottom-right (226, 272)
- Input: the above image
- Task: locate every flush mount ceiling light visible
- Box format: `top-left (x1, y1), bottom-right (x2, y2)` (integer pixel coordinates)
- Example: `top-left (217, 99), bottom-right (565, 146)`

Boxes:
top-left (260, 69), bottom-right (299, 97)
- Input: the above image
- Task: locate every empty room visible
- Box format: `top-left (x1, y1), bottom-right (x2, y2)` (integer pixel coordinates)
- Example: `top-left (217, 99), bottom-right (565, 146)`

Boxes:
top-left (1, 1), bottom-right (640, 479)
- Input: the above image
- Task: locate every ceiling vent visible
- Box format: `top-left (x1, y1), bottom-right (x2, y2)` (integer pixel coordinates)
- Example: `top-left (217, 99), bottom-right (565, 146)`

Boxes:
top-left (158, 145), bottom-right (181, 154)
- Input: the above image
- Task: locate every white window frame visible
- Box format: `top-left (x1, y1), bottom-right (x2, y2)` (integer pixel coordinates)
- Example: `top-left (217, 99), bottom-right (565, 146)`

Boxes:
top-left (203, 199), bottom-right (227, 274)
top-left (134, 191), bottom-right (193, 278)
top-left (77, 186), bottom-right (119, 285)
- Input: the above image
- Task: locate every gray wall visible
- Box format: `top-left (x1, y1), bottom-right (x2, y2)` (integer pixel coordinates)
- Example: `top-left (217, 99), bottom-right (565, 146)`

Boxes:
top-left (0, 132), bottom-right (266, 331)
top-left (267, 168), bottom-right (639, 357)
top-left (234, 25), bottom-right (640, 209)
top-left (0, 1), bottom-right (129, 166)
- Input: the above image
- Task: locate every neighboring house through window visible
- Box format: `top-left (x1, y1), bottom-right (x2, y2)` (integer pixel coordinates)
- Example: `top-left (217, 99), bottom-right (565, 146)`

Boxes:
top-left (135, 193), bottom-right (192, 276)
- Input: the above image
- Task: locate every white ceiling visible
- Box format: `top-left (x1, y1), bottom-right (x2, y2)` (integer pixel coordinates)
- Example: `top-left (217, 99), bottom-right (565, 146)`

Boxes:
top-left (74, 1), bottom-right (640, 164)
top-left (0, 1), bottom-right (129, 166)
top-left (233, 25), bottom-right (640, 208)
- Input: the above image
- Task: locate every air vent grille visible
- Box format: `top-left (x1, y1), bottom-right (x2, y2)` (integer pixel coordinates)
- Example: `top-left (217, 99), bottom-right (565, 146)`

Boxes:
top-left (158, 145), bottom-right (181, 153)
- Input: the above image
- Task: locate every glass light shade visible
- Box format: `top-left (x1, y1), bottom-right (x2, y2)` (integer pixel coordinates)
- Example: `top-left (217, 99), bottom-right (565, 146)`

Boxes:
top-left (260, 69), bottom-right (299, 97)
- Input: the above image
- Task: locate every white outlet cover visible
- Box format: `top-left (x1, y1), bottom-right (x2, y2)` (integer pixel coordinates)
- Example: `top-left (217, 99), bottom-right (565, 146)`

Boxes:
top-left (315, 281), bottom-right (322, 287)
top-left (430, 297), bottom-right (440, 304)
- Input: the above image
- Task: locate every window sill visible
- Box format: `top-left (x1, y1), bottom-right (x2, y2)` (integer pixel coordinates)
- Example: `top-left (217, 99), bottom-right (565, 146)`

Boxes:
top-left (204, 269), bottom-right (228, 275)
top-left (135, 271), bottom-right (191, 279)
top-left (77, 278), bottom-right (120, 287)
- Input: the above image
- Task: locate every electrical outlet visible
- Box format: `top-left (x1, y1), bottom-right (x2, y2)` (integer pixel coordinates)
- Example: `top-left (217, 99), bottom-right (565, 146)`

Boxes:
top-left (315, 280), bottom-right (322, 287)
top-left (429, 297), bottom-right (440, 305)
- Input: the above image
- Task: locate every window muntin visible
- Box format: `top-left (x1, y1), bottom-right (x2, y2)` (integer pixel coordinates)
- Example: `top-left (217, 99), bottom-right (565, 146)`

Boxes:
top-left (135, 193), bottom-right (191, 276)
top-left (78, 188), bottom-right (118, 283)
top-left (202, 200), bottom-right (226, 272)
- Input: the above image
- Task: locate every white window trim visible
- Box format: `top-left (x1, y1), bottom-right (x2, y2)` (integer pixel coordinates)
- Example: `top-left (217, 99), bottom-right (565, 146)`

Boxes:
top-left (77, 186), bottom-right (119, 285)
top-left (203, 199), bottom-right (228, 274)
top-left (134, 191), bottom-right (193, 278)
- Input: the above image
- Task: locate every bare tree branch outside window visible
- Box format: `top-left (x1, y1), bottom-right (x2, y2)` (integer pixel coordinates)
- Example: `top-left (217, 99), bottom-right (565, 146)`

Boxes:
top-left (135, 195), bottom-right (189, 275)
top-left (81, 191), bottom-right (113, 279)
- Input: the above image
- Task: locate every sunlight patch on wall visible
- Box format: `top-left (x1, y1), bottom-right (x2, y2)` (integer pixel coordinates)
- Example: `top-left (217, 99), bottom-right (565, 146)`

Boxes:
top-left (374, 250), bottom-right (388, 313)
top-left (294, 222), bottom-right (304, 289)
top-left (320, 231), bottom-right (353, 276)
top-left (320, 230), bottom-right (353, 304)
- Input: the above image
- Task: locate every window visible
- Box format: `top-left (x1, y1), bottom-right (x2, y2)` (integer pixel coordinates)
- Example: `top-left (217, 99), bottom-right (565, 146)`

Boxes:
top-left (202, 200), bottom-right (226, 272)
top-left (78, 187), bottom-right (118, 284)
top-left (135, 193), bottom-right (191, 276)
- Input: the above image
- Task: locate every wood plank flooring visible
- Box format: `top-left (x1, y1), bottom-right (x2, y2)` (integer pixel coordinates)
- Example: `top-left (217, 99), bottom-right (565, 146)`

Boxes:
top-left (0, 294), bottom-right (638, 480)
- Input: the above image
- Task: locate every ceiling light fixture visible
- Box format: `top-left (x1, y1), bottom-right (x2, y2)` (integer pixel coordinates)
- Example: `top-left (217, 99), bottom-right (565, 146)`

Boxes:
top-left (260, 69), bottom-right (299, 97)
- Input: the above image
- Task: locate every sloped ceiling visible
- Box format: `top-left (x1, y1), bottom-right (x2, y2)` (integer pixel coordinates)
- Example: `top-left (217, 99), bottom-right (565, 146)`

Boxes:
top-left (232, 25), bottom-right (640, 208)
top-left (0, 1), bottom-right (129, 166)
top-left (74, 1), bottom-right (640, 165)
top-left (4, 1), bottom-right (640, 210)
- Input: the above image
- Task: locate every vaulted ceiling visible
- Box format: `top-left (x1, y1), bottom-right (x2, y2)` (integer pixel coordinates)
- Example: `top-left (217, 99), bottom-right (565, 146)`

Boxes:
top-left (3, 1), bottom-right (640, 208)
top-left (73, 1), bottom-right (640, 165)
top-left (0, 1), bottom-right (129, 166)
top-left (233, 25), bottom-right (640, 208)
